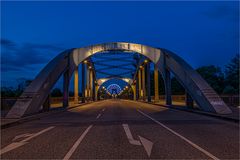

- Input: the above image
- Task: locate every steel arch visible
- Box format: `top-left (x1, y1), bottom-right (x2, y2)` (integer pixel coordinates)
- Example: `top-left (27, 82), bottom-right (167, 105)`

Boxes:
top-left (6, 42), bottom-right (232, 118)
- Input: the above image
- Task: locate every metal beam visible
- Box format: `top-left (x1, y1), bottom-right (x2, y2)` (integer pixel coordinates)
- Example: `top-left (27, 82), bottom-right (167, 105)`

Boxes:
top-left (74, 66), bottom-right (79, 104)
top-left (95, 66), bottom-right (134, 72)
top-left (63, 69), bottom-right (69, 108)
top-left (81, 63), bottom-right (85, 103)
top-left (154, 64), bottom-right (159, 102)
top-left (146, 62), bottom-right (151, 102)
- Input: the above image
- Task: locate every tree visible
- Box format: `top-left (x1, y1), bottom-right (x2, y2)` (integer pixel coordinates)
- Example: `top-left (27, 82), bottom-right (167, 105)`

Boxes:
top-left (171, 77), bottom-right (185, 95)
top-left (1, 79), bottom-right (32, 97)
top-left (1, 87), bottom-right (15, 97)
top-left (196, 65), bottom-right (225, 94)
top-left (15, 78), bottom-right (32, 96)
top-left (224, 54), bottom-right (239, 94)
top-left (51, 88), bottom-right (63, 97)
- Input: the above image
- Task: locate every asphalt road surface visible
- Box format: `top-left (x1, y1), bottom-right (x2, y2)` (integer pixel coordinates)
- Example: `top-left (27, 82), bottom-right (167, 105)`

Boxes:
top-left (1, 99), bottom-right (239, 159)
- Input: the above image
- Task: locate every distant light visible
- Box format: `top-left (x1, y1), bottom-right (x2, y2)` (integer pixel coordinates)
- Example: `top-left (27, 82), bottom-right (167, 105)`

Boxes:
top-left (84, 60), bottom-right (88, 64)
top-left (139, 66), bottom-right (143, 69)
top-left (125, 86), bottom-right (128, 89)
top-left (144, 59), bottom-right (148, 63)
top-left (89, 66), bottom-right (92, 69)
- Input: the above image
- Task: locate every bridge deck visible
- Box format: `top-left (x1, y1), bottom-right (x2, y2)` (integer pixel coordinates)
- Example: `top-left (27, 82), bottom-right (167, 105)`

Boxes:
top-left (1, 100), bottom-right (239, 159)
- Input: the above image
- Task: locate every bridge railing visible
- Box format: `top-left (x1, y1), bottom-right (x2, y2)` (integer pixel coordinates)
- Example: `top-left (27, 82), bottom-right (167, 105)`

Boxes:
top-left (1, 95), bottom-right (239, 117)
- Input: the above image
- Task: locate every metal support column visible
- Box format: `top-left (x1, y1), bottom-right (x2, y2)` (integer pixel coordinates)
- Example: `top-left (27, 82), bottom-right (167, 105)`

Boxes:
top-left (74, 66), bottom-right (79, 104)
top-left (136, 77), bottom-right (139, 100)
top-left (132, 84), bottom-right (136, 101)
top-left (89, 69), bottom-right (93, 101)
top-left (163, 54), bottom-right (172, 106)
top-left (42, 94), bottom-right (50, 112)
top-left (138, 69), bottom-right (142, 99)
top-left (95, 85), bottom-right (99, 101)
top-left (165, 68), bottom-right (172, 105)
top-left (93, 80), bottom-right (96, 101)
top-left (81, 63), bottom-right (85, 103)
top-left (86, 66), bottom-right (89, 101)
top-left (142, 65), bottom-right (146, 101)
top-left (154, 64), bottom-right (159, 102)
top-left (186, 92), bottom-right (194, 107)
top-left (146, 62), bottom-right (151, 102)
top-left (63, 69), bottom-right (69, 108)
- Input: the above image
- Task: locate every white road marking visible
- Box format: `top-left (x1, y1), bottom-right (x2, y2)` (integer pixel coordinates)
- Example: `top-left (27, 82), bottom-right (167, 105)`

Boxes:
top-left (96, 113), bottom-right (101, 119)
top-left (122, 124), bottom-right (154, 157)
top-left (0, 126), bottom-right (55, 155)
top-left (122, 124), bottom-right (141, 145)
top-left (138, 136), bottom-right (153, 157)
top-left (137, 109), bottom-right (220, 160)
top-left (63, 125), bottom-right (93, 160)
top-left (12, 133), bottom-right (33, 141)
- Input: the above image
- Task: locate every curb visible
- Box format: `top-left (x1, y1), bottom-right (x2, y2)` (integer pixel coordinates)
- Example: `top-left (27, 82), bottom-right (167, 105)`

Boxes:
top-left (140, 101), bottom-right (239, 123)
top-left (1, 101), bottom-right (94, 129)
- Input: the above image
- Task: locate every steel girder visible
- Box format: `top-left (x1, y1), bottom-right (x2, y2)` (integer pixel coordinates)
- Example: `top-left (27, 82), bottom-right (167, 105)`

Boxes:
top-left (6, 42), bottom-right (232, 118)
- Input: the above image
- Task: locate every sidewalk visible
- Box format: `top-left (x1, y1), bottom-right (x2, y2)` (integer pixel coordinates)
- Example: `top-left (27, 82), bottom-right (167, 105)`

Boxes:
top-left (141, 100), bottom-right (239, 122)
top-left (1, 101), bottom-right (93, 129)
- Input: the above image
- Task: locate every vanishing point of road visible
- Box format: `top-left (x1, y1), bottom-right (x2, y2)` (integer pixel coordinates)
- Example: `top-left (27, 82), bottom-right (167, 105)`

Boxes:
top-left (1, 100), bottom-right (239, 159)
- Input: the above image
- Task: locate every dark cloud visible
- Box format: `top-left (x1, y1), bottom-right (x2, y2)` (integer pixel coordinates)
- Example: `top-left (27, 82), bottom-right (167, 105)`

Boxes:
top-left (0, 39), bottom-right (16, 47)
top-left (1, 38), bottom-right (65, 72)
top-left (203, 5), bottom-right (239, 21)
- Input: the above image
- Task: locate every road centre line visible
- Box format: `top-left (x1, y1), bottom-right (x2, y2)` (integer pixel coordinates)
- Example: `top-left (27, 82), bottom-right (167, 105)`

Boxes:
top-left (0, 126), bottom-right (55, 155)
top-left (63, 125), bottom-right (93, 160)
top-left (137, 109), bottom-right (220, 160)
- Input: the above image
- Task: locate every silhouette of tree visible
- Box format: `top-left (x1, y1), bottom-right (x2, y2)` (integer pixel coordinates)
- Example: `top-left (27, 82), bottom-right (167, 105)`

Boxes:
top-left (51, 88), bottom-right (63, 97)
top-left (171, 77), bottom-right (185, 95)
top-left (196, 65), bottom-right (225, 94)
top-left (224, 54), bottom-right (239, 94)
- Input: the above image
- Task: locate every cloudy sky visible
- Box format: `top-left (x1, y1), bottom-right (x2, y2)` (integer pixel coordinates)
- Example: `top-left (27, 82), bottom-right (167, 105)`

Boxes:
top-left (1, 1), bottom-right (239, 88)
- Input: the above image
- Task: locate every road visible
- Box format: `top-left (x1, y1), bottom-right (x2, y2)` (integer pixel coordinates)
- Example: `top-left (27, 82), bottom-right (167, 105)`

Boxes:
top-left (1, 99), bottom-right (239, 159)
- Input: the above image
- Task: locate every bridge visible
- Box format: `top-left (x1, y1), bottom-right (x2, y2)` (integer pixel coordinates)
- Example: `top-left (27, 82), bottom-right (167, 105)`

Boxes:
top-left (1, 42), bottom-right (238, 159)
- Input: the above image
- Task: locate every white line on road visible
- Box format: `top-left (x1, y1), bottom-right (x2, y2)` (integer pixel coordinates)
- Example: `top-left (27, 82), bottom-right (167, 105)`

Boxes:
top-left (63, 125), bottom-right (93, 160)
top-left (122, 124), bottom-right (141, 145)
top-left (96, 113), bottom-right (102, 119)
top-left (122, 124), bottom-right (154, 157)
top-left (0, 126), bottom-right (55, 155)
top-left (137, 109), bottom-right (220, 160)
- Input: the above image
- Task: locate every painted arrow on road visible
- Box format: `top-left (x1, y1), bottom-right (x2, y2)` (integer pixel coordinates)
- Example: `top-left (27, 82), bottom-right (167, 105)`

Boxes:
top-left (0, 126), bottom-right (55, 156)
top-left (122, 124), bottom-right (153, 157)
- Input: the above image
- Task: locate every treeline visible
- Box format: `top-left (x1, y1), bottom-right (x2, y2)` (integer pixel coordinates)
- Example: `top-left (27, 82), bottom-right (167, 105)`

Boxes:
top-left (1, 55), bottom-right (239, 97)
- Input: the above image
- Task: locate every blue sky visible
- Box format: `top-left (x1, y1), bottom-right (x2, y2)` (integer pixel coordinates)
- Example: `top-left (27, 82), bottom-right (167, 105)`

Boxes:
top-left (1, 1), bottom-right (239, 89)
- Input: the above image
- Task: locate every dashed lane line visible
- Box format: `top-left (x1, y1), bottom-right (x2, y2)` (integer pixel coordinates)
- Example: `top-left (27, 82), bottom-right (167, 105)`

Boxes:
top-left (63, 125), bottom-right (93, 160)
top-left (96, 113), bottom-right (102, 119)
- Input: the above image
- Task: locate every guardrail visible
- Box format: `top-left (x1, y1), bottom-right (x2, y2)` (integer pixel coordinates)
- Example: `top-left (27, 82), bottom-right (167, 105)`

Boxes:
top-left (1, 95), bottom-right (239, 111)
